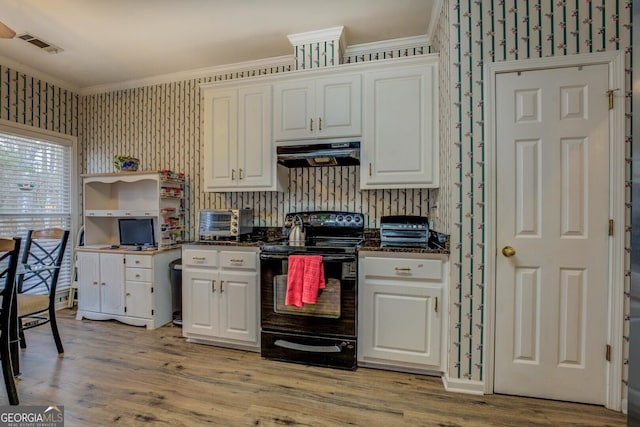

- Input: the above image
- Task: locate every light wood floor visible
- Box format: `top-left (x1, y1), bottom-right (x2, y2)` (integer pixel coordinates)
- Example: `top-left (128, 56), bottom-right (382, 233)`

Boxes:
top-left (8, 309), bottom-right (626, 426)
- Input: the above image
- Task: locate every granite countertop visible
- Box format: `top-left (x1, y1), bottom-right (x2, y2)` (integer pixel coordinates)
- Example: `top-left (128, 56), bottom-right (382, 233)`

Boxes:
top-left (182, 227), bottom-right (450, 255)
top-left (358, 239), bottom-right (450, 255)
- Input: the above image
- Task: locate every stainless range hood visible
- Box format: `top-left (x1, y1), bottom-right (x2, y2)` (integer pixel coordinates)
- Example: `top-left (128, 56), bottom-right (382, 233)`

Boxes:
top-left (276, 141), bottom-right (360, 168)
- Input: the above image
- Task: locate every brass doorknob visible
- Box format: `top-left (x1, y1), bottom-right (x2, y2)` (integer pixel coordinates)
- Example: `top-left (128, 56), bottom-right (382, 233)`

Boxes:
top-left (502, 246), bottom-right (516, 257)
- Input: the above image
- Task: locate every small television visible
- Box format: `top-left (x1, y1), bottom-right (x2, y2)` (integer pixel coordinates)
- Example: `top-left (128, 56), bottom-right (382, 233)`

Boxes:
top-left (118, 218), bottom-right (155, 247)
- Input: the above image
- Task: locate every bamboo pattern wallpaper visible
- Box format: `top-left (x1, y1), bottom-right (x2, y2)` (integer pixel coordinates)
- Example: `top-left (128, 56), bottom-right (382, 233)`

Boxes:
top-left (446, 0), bottom-right (632, 396)
top-left (0, 66), bottom-right (79, 136)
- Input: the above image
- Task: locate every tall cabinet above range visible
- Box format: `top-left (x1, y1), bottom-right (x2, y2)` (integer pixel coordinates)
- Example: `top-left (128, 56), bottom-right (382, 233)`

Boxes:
top-left (76, 170), bottom-right (184, 329)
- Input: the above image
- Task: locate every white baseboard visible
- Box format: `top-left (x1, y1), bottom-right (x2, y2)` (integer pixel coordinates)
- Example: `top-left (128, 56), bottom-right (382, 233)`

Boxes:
top-left (442, 375), bottom-right (485, 395)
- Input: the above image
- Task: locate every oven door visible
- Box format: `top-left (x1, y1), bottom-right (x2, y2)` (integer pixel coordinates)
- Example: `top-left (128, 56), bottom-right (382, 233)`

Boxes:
top-left (260, 252), bottom-right (357, 338)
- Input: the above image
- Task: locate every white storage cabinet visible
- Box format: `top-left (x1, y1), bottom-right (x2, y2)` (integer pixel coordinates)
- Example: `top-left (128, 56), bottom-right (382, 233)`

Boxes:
top-left (360, 55), bottom-right (439, 189)
top-left (182, 245), bottom-right (259, 351)
top-left (273, 74), bottom-right (361, 141)
top-left (76, 248), bottom-right (179, 329)
top-left (358, 251), bottom-right (448, 372)
top-left (201, 83), bottom-right (287, 192)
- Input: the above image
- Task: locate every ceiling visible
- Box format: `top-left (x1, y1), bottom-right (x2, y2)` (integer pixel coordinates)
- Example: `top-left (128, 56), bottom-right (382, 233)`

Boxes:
top-left (0, 0), bottom-right (439, 93)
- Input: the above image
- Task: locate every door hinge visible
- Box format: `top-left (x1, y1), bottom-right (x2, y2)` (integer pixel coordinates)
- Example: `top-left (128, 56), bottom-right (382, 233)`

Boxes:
top-left (434, 296), bottom-right (438, 313)
top-left (151, 287), bottom-right (154, 293)
top-left (609, 219), bottom-right (614, 236)
top-left (124, 306), bottom-right (127, 313)
top-left (606, 344), bottom-right (611, 362)
top-left (151, 309), bottom-right (154, 315)
top-left (607, 89), bottom-right (619, 110)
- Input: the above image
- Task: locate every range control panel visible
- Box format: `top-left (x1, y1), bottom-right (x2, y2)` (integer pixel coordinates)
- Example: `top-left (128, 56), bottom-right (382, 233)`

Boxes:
top-left (284, 211), bottom-right (364, 229)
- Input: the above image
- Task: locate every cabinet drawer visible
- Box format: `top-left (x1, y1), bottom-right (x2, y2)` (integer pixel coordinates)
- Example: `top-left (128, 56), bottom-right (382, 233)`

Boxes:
top-left (126, 268), bottom-right (152, 282)
top-left (364, 257), bottom-right (442, 281)
top-left (220, 251), bottom-right (257, 270)
top-left (125, 254), bottom-right (152, 268)
top-left (183, 248), bottom-right (218, 267)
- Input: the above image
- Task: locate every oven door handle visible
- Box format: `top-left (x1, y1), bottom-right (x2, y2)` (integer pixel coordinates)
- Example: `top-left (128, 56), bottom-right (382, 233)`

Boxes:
top-left (260, 253), bottom-right (356, 262)
top-left (274, 339), bottom-right (342, 353)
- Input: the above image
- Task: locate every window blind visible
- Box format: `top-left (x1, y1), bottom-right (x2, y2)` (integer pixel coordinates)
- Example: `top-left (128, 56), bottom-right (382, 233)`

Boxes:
top-left (0, 131), bottom-right (72, 294)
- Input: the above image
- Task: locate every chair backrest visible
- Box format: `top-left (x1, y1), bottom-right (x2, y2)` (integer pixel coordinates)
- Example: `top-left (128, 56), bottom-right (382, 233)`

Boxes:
top-left (0, 238), bottom-right (21, 321)
top-left (17, 229), bottom-right (69, 297)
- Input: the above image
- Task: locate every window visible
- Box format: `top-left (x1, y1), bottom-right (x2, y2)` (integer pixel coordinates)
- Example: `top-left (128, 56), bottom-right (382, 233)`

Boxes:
top-left (0, 121), bottom-right (77, 295)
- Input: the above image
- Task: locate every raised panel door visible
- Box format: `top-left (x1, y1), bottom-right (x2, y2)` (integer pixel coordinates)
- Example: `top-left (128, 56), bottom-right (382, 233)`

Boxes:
top-left (218, 272), bottom-right (257, 343)
top-left (361, 62), bottom-right (438, 189)
top-left (203, 87), bottom-right (238, 189)
top-left (273, 79), bottom-right (314, 140)
top-left (494, 64), bottom-right (610, 404)
top-left (315, 75), bottom-right (361, 138)
top-left (182, 267), bottom-right (218, 337)
top-left (362, 280), bottom-right (441, 366)
top-left (237, 85), bottom-right (273, 188)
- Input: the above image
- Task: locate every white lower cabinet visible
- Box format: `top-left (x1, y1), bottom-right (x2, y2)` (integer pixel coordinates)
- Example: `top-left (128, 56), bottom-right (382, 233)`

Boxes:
top-left (358, 252), bottom-right (448, 372)
top-left (182, 245), bottom-right (259, 351)
top-left (76, 248), bottom-right (178, 329)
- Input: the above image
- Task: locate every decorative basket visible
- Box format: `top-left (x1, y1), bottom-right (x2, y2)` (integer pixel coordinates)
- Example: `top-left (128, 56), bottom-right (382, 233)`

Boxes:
top-left (114, 155), bottom-right (139, 172)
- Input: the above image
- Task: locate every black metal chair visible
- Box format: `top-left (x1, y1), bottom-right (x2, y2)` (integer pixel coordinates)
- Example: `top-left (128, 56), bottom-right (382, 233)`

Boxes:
top-left (0, 237), bottom-right (21, 405)
top-left (16, 228), bottom-right (69, 356)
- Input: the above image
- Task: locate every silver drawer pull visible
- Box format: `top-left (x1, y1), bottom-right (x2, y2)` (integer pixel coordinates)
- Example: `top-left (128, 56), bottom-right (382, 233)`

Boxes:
top-left (192, 256), bottom-right (206, 261)
top-left (395, 267), bottom-right (411, 271)
top-left (230, 259), bottom-right (244, 263)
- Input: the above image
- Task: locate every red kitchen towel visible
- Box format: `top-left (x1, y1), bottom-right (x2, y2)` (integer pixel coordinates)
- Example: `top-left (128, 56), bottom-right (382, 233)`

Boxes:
top-left (302, 256), bottom-right (325, 305)
top-left (285, 255), bottom-right (325, 307)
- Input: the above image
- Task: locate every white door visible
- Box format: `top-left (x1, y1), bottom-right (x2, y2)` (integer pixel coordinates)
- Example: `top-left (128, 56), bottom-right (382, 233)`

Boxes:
top-left (494, 64), bottom-right (610, 404)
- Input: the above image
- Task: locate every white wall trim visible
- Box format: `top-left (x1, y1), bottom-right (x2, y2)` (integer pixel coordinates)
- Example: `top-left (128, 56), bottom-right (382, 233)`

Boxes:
top-left (0, 54), bottom-right (79, 93)
top-left (344, 35), bottom-right (430, 58)
top-left (483, 50), bottom-right (625, 410)
top-left (79, 55), bottom-right (295, 96)
top-left (442, 375), bottom-right (485, 395)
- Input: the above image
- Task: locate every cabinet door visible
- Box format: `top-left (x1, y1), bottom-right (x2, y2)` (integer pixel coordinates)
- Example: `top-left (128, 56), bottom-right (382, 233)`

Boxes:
top-left (99, 253), bottom-right (125, 315)
top-left (218, 272), bottom-right (258, 343)
top-left (182, 267), bottom-right (218, 337)
top-left (125, 280), bottom-right (152, 319)
top-left (361, 280), bottom-right (441, 367)
top-left (315, 75), bottom-right (361, 138)
top-left (237, 85), bottom-right (274, 188)
top-left (361, 62), bottom-right (439, 188)
top-left (203, 87), bottom-right (238, 189)
top-left (273, 79), bottom-right (314, 140)
top-left (77, 252), bottom-right (101, 313)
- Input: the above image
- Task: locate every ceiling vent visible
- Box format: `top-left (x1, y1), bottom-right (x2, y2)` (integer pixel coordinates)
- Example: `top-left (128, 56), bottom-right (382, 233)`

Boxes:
top-left (17, 33), bottom-right (62, 54)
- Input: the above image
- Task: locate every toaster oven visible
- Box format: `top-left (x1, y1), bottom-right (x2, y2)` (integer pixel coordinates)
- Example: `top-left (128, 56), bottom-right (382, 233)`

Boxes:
top-left (198, 209), bottom-right (253, 241)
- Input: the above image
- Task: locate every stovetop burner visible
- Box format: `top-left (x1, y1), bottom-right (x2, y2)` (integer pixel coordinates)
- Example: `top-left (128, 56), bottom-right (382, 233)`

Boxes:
top-left (261, 211), bottom-right (364, 254)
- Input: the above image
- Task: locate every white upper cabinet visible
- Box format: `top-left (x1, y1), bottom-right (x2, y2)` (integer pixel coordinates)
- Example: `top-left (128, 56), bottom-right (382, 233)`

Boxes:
top-left (274, 74), bottom-right (362, 141)
top-left (202, 83), bottom-right (286, 192)
top-left (360, 55), bottom-right (439, 189)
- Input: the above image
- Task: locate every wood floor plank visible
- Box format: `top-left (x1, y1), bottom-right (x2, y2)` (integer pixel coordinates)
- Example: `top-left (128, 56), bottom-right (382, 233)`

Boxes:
top-left (5, 310), bottom-right (627, 426)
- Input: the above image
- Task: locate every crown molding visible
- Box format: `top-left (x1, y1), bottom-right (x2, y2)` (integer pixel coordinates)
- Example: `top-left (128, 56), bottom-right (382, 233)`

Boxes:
top-left (79, 55), bottom-right (295, 96)
top-left (0, 54), bottom-right (79, 93)
top-left (287, 26), bottom-right (346, 46)
top-left (344, 34), bottom-right (430, 57)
